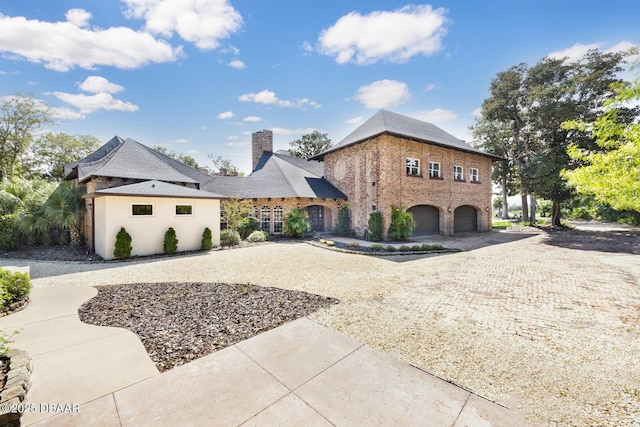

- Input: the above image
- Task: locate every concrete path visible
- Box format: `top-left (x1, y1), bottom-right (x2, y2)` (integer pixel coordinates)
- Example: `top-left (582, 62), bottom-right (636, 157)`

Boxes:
top-left (0, 285), bottom-right (528, 426)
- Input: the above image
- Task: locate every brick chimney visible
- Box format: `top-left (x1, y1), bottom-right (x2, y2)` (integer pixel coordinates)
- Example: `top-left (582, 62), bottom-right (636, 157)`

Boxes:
top-left (252, 129), bottom-right (273, 171)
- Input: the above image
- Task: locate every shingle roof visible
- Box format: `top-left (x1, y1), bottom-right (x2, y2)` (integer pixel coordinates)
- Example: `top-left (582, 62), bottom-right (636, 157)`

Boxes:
top-left (202, 152), bottom-right (346, 199)
top-left (312, 110), bottom-right (501, 160)
top-left (69, 137), bottom-right (209, 185)
top-left (91, 180), bottom-right (226, 199)
top-left (63, 135), bottom-right (124, 179)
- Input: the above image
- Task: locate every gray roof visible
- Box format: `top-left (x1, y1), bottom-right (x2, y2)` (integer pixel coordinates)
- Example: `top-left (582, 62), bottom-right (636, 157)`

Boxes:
top-left (202, 152), bottom-right (346, 199)
top-left (312, 110), bottom-right (501, 160)
top-left (92, 180), bottom-right (226, 199)
top-left (67, 137), bottom-right (214, 185)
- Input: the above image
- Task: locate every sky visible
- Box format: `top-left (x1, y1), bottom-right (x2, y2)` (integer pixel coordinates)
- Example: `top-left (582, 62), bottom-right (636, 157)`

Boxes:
top-left (0, 1), bottom-right (638, 174)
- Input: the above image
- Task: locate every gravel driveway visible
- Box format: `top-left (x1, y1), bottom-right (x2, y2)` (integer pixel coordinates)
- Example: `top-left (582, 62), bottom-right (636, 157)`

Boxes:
top-left (3, 226), bottom-right (640, 426)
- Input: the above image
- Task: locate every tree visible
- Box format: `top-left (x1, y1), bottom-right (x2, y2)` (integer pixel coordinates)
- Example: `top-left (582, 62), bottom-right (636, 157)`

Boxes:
top-left (27, 132), bottom-right (100, 180)
top-left (523, 51), bottom-right (630, 225)
top-left (153, 146), bottom-right (202, 170)
top-left (43, 183), bottom-right (84, 246)
top-left (288, 131), bottom-right (332, 159)
top-left (208, 154), bottom-right (239, 175)
top-left (562, 77), bottom-right (640, 212)
top-left (220, 197), bottom-right (253, 232)
top-left (0, 94), bottom-right (53, 180)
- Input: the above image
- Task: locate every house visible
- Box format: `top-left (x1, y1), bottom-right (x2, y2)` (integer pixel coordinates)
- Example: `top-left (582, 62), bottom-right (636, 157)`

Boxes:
top-left (65, 110), bottom-right (500, 259)
top-left (312, 110), bottom-right (502, 236)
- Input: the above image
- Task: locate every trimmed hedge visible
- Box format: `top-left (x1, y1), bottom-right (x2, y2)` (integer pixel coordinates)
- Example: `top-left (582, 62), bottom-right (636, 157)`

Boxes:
top-left (0, 268), bottom-right (31, 308)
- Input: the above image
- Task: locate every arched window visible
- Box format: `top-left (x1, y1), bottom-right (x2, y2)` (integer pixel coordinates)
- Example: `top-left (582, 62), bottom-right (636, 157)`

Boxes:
top-left (260, 206), bottom-right (271, 232)
top-left (273, 206), bottom-right (283, 234)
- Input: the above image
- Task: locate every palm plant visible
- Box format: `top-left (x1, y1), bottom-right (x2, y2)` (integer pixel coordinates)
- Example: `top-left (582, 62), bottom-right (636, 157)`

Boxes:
top-left (2, 178), bottom-right (55, 245)
top-left (44, 183), bottom-right (84, 246)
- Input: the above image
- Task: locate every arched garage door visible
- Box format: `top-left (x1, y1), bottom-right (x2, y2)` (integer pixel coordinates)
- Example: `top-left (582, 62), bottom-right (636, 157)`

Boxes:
top-left (454, 205), bottom-right (478, 233)
top-left (408, 205), bottom-right (439, 235)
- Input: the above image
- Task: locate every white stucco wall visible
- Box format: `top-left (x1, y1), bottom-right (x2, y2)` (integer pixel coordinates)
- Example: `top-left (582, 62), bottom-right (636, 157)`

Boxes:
top-left (94, 196), bottom-right (220, 260)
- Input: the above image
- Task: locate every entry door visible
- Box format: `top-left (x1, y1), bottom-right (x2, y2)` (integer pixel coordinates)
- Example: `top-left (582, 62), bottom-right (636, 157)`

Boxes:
top-left (306, 205), bottom-right (324, 232)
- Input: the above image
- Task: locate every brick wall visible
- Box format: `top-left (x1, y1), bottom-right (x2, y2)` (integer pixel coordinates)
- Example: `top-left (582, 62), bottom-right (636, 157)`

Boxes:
top-left (252, 130), bottom-right (273, 171)
top-left (324, 134), bottom-right (494, 237)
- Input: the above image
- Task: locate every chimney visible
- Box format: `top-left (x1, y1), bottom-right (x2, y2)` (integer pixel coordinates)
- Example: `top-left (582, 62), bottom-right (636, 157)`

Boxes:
top-left (252, 129), bottom-right (273, 171)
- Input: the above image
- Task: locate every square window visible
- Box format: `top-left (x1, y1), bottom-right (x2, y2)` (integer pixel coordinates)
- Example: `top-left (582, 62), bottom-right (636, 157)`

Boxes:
top-left (175, 205), bottom-right (193, 215)
top-left (470, 168), bottom-right (479, 183)
top-left (132, 204), bottom-right (153, 216)
top-left (429, 162), bottom-right (441, 178)
top-left (454, 165), bottom-right (464, 181)
top-left (406, 158), bottom-right (420, 176)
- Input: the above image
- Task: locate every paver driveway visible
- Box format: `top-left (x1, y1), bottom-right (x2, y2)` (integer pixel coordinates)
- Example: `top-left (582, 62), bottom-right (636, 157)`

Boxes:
top-left (4, 226), bottom-right (640, 425)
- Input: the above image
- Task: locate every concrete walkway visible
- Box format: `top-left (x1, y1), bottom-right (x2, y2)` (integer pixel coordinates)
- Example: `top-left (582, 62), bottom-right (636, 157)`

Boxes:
top-left (0, 285), bottom-right (529, 426)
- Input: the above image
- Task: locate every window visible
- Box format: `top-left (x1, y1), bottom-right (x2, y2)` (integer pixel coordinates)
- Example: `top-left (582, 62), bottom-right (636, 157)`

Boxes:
top-left (429, 162), bottom-right (441, 179)
top-left (175, 205), bottom-right (193, 215)
top-left (260, 206), bottom-right (271, 232)
top-left (454, 165), bottom-right (464, 181)
top-left (132, 204), bottom-right (153, 216)
top-left (220, 206), bottom-right (227, 229)
top-left (273, 205), bottom-right (283, 234)
top-left (406, 158), bottom-right (420, 176)
top-left (470, 168), bottom-right (479, 183)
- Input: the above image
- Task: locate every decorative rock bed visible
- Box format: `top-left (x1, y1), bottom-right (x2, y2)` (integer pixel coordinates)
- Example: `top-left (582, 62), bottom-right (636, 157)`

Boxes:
top-left (0, 349), bottom-right (32, 427)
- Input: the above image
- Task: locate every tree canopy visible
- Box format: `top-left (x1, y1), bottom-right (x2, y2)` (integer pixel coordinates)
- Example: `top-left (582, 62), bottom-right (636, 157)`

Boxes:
top-left (562, 77), bottom-right (640, 212)
top-left (27, 132), bottom-right (100, 180)
top-left (288, 131), bottom-right (331, 159)
top-left (471, 49), bottom-right (637, 225)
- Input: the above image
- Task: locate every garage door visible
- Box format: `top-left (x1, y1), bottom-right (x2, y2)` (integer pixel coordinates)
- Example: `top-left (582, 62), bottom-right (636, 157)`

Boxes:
top-left (408, 205), bottom-right (439, 235)
top-left (454, 205), bottom-right (477, 233)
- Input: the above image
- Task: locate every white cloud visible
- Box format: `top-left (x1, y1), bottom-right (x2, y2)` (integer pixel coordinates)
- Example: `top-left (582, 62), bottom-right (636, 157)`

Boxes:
top-left (227, 135), bottom-right (238, 140)
top-left (239, 89), bottom-right (320, 109)
top-left (50, 106), bottom-right (84, 120)
top-left (65, 9), bottom-right (92, 27)
top-left (122, 0), bottom-right (243, 50)
top-left (346, 115), bottom-right (362, 125)
top-left (318, 5), bottom-right (449, 65)
top-left (411, 108), bottom-right (457, 123)
top-left (242, 116), bottom-right (261, 122)
top-left (271, 127), bottom-right (315, 136)
top-left (49, 92), bottom-right (139, 114)
top-left (353, 79), bottom-right (410, 109)
top-left (174, 138), bottom-right (191, 144)
top-left (78, 76), bottom-right (124, 94)
top-left (424, 83), bottom-right (437, 92)
top-left (217, 111), bottom-right (234, 119)
top-left (225, 141), bottom-right (249, 147)
top-left (301, 40), bottom-right (313, 52)
top-left (471, 107), bottom-right (482, 118)
top-left (548, 43), bottom-right (603, 63)
top-left (0, 10), bottom-right (180, 72)
top-left (227, 59), bottom-right (246, 69)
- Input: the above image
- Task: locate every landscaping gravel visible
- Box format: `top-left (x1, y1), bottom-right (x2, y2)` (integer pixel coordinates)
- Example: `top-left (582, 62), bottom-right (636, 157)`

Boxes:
top-left (78, 282), bottom-right (338, 372)
top-left (4, 222), bottom-right (640, 426)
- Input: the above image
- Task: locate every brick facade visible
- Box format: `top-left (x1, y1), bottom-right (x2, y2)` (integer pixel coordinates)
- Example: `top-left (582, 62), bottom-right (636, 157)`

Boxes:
top-left (323, 134), bottom-right (493, 237)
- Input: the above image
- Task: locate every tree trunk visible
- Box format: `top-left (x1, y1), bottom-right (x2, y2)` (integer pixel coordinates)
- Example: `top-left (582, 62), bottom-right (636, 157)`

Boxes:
top-left (551, 200), bottom-right (562, 226)
top-left (521, 193), bottom-right (529, 223)
top-left (529, 195), bottom-right (536, 224)
top-left (501, 176), bottom-right (510, 219)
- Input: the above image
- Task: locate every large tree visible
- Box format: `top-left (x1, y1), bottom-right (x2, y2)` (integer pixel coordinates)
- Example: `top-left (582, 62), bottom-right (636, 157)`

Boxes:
top-left (288, 131), bottom-right (331, 159)
top-left (27, 132), bottom-right (100, 180)
top-left (208, 154), bottom-right (240, 175)
top-left (0, 94), bottom-right (53, 180)
top-left (562, 77), bottom-right (640, 212)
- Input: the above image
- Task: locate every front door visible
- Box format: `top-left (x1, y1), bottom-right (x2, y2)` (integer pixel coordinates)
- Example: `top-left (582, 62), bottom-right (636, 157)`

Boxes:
top-left (306, 205), bottom-right (324, 232)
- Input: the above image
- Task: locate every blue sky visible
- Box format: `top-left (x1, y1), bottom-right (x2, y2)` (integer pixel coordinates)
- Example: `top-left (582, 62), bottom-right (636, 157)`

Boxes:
top-left (1, 1), bottom-right (638, 174)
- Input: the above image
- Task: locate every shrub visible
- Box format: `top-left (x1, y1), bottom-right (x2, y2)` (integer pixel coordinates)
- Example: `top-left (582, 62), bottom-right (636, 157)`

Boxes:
top-left (201, 227), bottom-right (213, 250)
top-left (238, 217), bottom-right (260, 239)
top-left (163, 227), bottom-right (178, 254)
top-left (387, 205), bottom-right (416, 241)
top-left (0, 268), bottom-right (31, 307)
top-left (220, 229), bottom-right (240, 247)
top-left (247, 230), bottom-right (269, 242)
top-left (284, 209), bottom-right (311, 238)
top-left (411, 245), bottom-right (422, 251)
top-left (370, 244), bottom-right (384, 251)
top-left (0, 214), bottom-right (18, 251)
top-left (113, 227), bottom-right (132, 259)
top-left (347, 241), bottom-right (360, 248)
top-left (0, 330), bottom-right (18, 357)
top-left (384, 245), bottom-right (397, 252)
top-left (420, 243), bottom-right (444, 251)
top-left (319, 239), bottom-right (327, 244)
top-left (335, 205), bottom-right (352, 236)
top-left (399, 245), bottom-right (412, 252)
top-left (325, 240), bottom-right (335, 246)
top-left (367, 211), bottom-right (384, 242)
